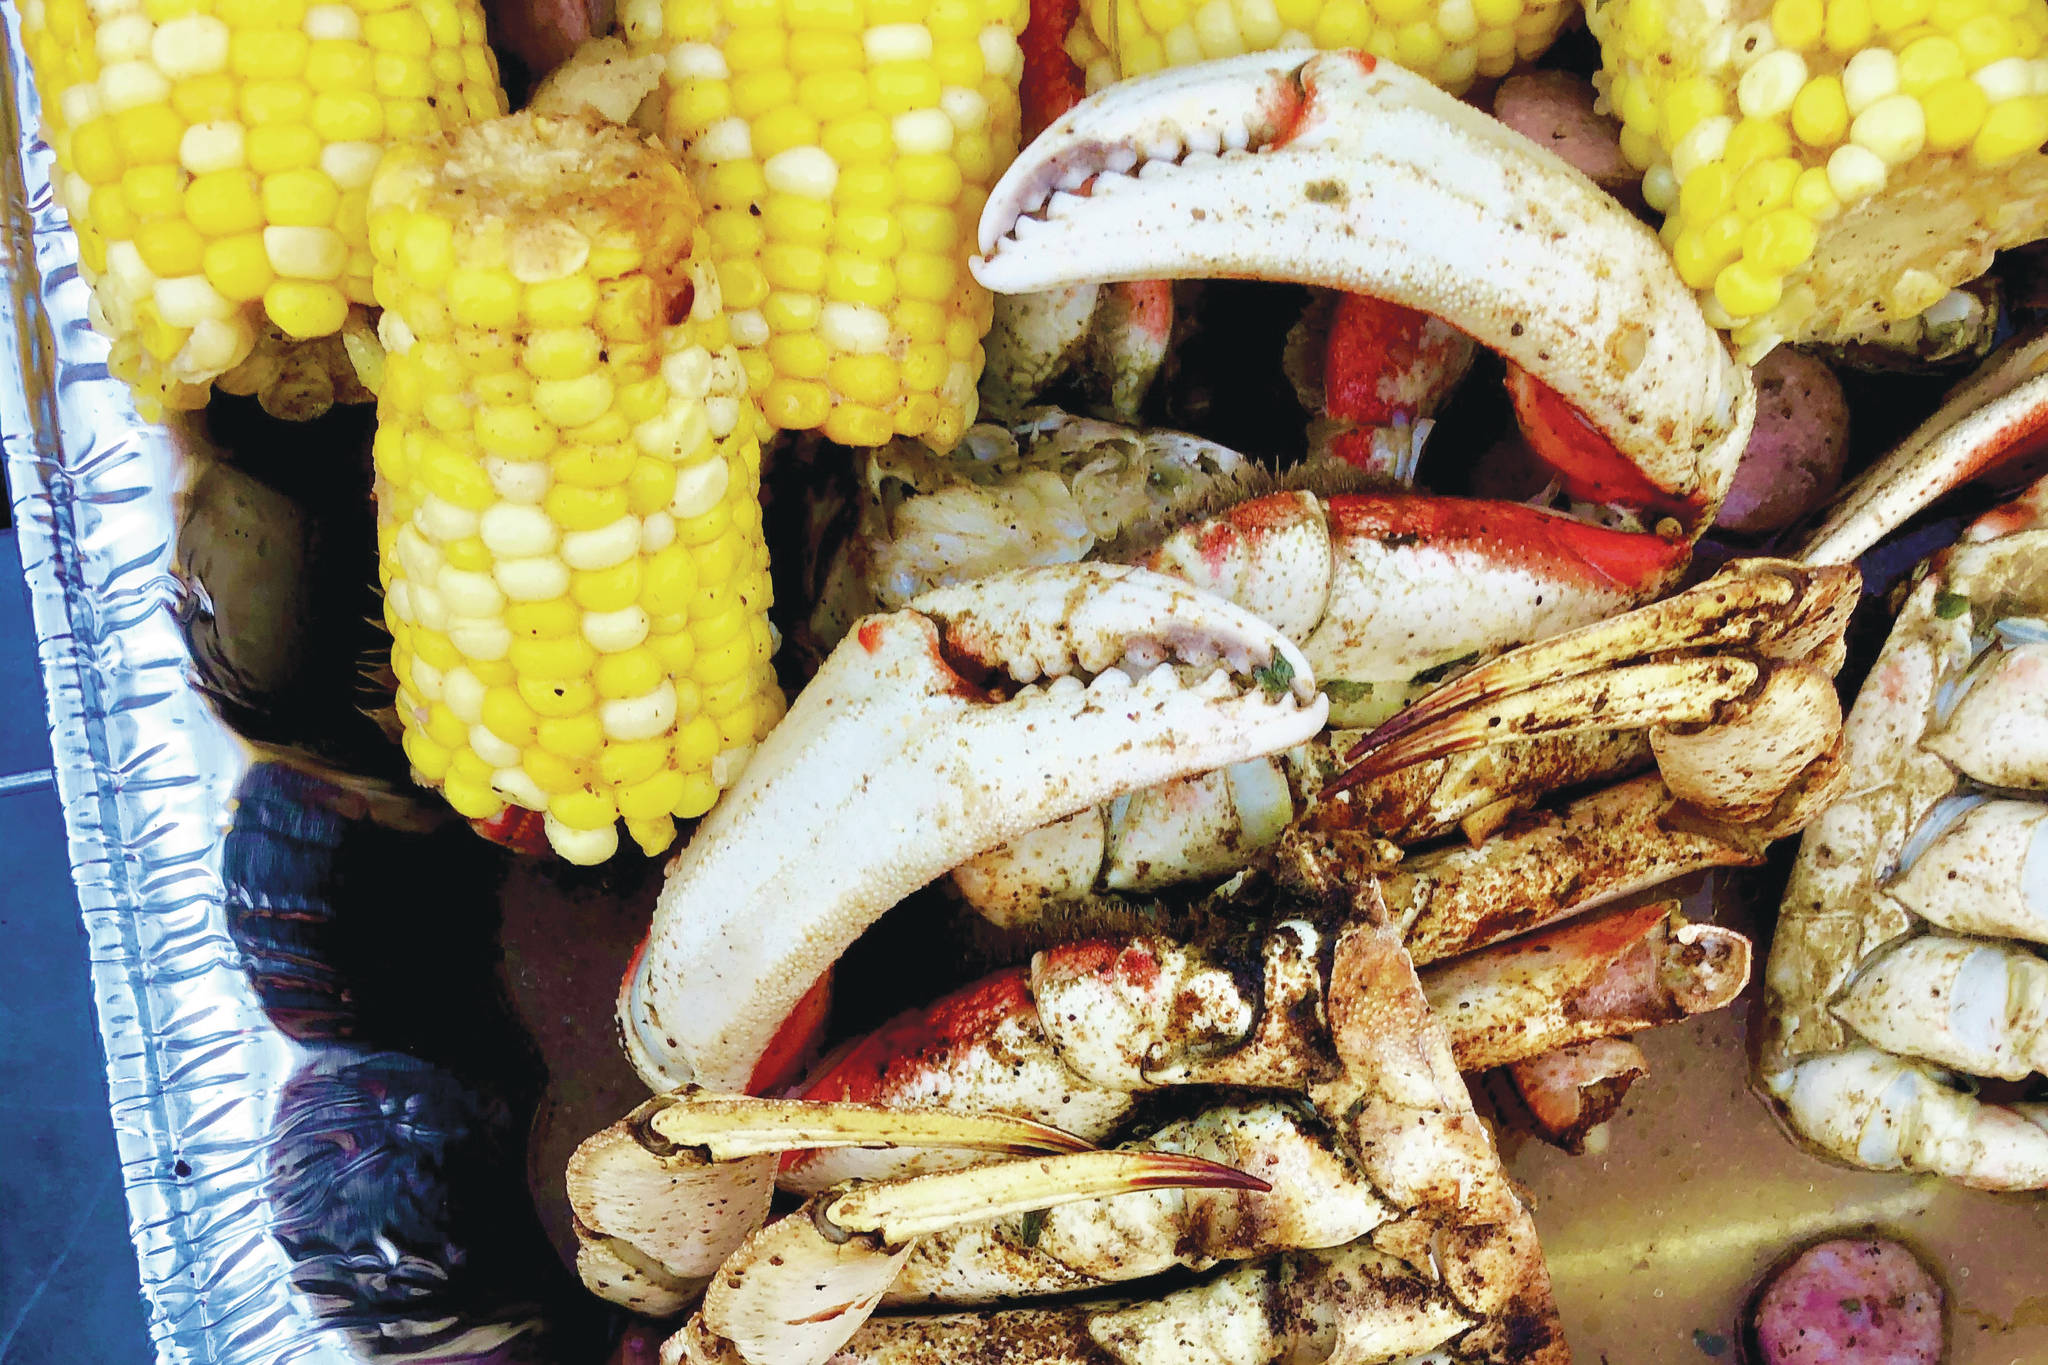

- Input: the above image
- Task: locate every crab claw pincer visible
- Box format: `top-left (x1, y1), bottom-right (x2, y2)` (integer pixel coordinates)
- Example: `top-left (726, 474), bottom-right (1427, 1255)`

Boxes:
top-left (972, 50), bottom-right (1755, 531)
top-left (619, 563), bottom-right (1328, 1096)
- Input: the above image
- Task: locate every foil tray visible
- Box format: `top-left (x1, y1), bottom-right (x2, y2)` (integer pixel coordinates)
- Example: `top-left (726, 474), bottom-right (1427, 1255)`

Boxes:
top-left (5, 2), bottom-right (2047, 1359)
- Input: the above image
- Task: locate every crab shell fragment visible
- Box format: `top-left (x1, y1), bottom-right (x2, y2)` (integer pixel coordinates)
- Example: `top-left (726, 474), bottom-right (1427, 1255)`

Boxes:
top-left (971, 49), bottom-right (1756, 531)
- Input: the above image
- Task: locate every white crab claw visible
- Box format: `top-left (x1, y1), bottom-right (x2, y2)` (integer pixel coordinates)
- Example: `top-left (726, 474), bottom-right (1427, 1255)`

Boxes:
top-left (620, 563), bottom-right (1328, 1095)
top-left (973, 50), bottom-right (1753, 517)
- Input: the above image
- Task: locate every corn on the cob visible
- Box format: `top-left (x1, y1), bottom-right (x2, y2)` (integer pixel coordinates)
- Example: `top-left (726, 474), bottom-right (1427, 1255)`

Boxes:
top-left (1062, 0), bottom-right (1575, 96)
top-left (619, 0), bottom-right (1030, 451)
top-left (1588, 0), bottom-right (2048, 357)
top-left (366, 110), bottom-right (784, 865)
top-left (18, 0), bottom-right (506, 419)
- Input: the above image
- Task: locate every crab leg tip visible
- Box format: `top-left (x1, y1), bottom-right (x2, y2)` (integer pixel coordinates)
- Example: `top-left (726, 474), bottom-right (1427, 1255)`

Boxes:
top-left (645, 1096), bottom-right (1096, 1160)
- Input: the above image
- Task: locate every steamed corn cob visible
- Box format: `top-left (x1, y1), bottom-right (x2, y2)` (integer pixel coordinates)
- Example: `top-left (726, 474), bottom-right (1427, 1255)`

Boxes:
top-left (18, 0), bottom-right (507, 419)
top-left (620, 0), bottom-right (1030, 451)
top-left (1589, 0), bottom-right (2048, 356)
top-left (1062, 0), bottom-right (1575, 96)
top-left (366, 111), bottom-right (784, 865)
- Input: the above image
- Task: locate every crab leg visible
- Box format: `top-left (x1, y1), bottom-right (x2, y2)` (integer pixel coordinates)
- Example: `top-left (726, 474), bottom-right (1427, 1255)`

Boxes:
top-left (1800, 328), bottom-right (2048, 565)
top-left (671, 1151), bottom-right (1265, 1365)
top-left (1505, 1038), bottom-right (1649, 1154)
top-left (618, 563), bottom-right (1327, 1096)
top-left (1418, 901), bottom-right (1751, 1073)
top-left (1884, 799), bottom-right (2048, 943)
top-left (886, 1101), bottom-right (1395, 1305)
top-left (566, 1095), bottom-right (1093, 1315)
top-left (974, 51), bottom-right (1754, 533)
top-left (1339, 559), bottom-right (1857, 829)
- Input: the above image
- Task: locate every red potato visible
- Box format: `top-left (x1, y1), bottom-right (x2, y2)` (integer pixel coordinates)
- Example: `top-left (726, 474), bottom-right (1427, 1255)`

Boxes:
top-left (1717, 347), bottom-right (1851, 536)
top-left (1752, 1238), bottom-right (1945, 1365)
top-left (1490, 72), bottom-right (1636, 196)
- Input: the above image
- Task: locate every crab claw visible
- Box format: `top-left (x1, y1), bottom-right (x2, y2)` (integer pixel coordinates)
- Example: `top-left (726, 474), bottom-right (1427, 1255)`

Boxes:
top-left (973, 50), bottom-right (1754, 531)
top-left (620, 563), bottom-right (1327, 1097)
top-left (1336, 560), bottom-right (1858, 804)
top-left (566, 1093), bottom-right (1095, 1315)
top-left (678, 1151), bottom-right (1265, 1365)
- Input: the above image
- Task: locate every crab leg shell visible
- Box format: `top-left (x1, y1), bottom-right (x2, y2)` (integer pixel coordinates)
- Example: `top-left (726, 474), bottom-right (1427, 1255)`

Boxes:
top-left (1799, 328), bottom-right (2048, 566)
top-left (973, 51), bottom-right (1754, 524)
top-left (885, 1101), bottom-right (1395, 1305)
top-left (675, 1152), bottom-right (1264, 1365)
top-left (567, 1095), bottom-right (1098, 1313)
top-left (1418, 901), bottom-right (1751, 1073)
top-left (1347, 559), bottom-right (1857, 778)
top-left (1832, 934), bottom-right (2048, 1082)
top-left (1506, 1037), bottom-right (1649, 1154)
top-left (621, 563), bottom-right (1327, 1095)
top-left (1379, 773), bottom-right (1772, 966)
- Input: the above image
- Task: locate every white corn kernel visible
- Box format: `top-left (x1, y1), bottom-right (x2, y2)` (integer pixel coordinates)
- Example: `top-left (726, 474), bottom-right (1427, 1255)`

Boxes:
top-left (819, 302), bottom-right (890, 353)
top-left (495, 556), bottom-right (571, 602)
top-left (154, 276), bottom-right (232, 327)
top-left (582, 605), bottom-right (650, 653)
top-left (378, 310), bottom-right (417, 355)
top-left (1193, 0), bottom-right (1246, 57)
top-left (439, 567), bottom-right (505, 617)
top-left (180, 121), bottom-right (245, 173)
top-left (480, 503), bottom-right (559, 557)
top-left (1437, 0), bottom-right (1480, 43)
top-left (413, 586), bottom-right (449, 632)
top-left (668, 42), bottom-right (728, 79)
top-left (640, 512), bottom-right (675, 553)
top-left (303, 3), bottom-right (361, 39)
top-left (485, 457), bottom-right (550, 504)
top-left (181, 316), bottom-right (253, 373)
top-left (1642, 162), bottom-right (1679, 211)
top-left (662, 345), bottom-right (714, 399)
top-left (669, 456), bottom-right (730, 520)
top-left (706, 352), bottom-right (748, 397)
top-left (492, 766), bottom-right (549, 811)
top-left (95, 12), bottom-right (152, 63)
top-left (59, 84), bottom-right (103, 127)
top-left (395, 523), bottom-right (442, 582)
top-left (321, 141), bottom-right (384, 190)
top-left (763, 146), bottom-right (839, 199)
top-left (419, 494), bottom-right (480, 542)
top-left (1671, 115), bottom-right (1733, 179)
top-left (864, 22), bottom-right (934, 61)
top-left (443, 666), bottom-right (485, 724)
top-left (1738, 49), bottom-right (1807, 119)
top-left (601, 681), bottom-right (677, 742)
top-left (940, 86), bottom-right (989, 132)
top-left (448, 618), bottom-right (512, 661)
top-left (1825, 143), bottom-right (1889, 201)
top-left (729, 310), bottom-right (769, 347)
top-left (542, 815), bottom-right (617, 865)
top-left (2032, 58), bottom-right (2048, 95)
top-left (1972, 57), bottom-right (2029, 101)
top-left (1731, 19), bottom-right (1776, 70)
top-left (1843, 48), bottom-right (1899, 115)
top-left (619, 0), bottom-right (665, 41)
top-left (704, 395), bottom-right (741, 439)
top-left (634, 403), bottom-right (708, 459)
top-left (892, 109), bottom-right (954, 154)
top-left (561, 516), bottom-right (642, 571)
top-left (99, 60), bottom-right (172, 112)
top-left (264, 226), bottom-right (348, 280)
top-left (697, 117), bottom-right (753, 162)
top-left (151, 14), bottom-right (230, 78)
top-left (412, 657), bottom-right (446, 702)
top-left (1851, 93), bottom-right (1926, 164)
top-left (979, 25), bottom-right (1021, 78)
top-left (470, 724), bottom-right (521, 768)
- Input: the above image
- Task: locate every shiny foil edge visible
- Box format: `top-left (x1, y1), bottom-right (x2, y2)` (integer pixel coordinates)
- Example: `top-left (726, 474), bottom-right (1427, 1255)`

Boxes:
top-left (0, 9), bottom-right (407, 1364)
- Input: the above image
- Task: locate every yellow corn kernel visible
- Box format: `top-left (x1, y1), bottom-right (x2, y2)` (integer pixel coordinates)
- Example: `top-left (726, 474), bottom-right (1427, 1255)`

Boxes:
top-left (264, 279), bottom-right (347, 337)
top-left (1791, 73), bottom-right (1851, 144)
top-left (136, 219), bottom-right (206, 276)
top-left (1973, 93), bottom-right (2048, 162)
top-left (1744, 206), bottom-right (1820, 270)
top-left (121, 163), bottom-right (185, 216)
top-left (1826, 0), bottom-right (1876, 48)
top-left (1664, 75), bottom-right (1730, 143)
top-left (185, 170), bottom-right (262, 235)
top-left (262, 168), bottom-right (340, 227)
top-left (202, 233), bottom-right (274, 301)
top-left (247, 122), bottom-right (322, 171)
top-left (1673, 213), bottom-right (1745, 288)
top-left (1791, 164), bottom-right (1842, 217)
top-left (1773, 0), bottom-right (1827, 46)
top-left (1714, 258), bottom-right (1785, 315)
top-left (1723, 116), bottom-right (1796, 170)
top-left (1923, 74), bottom-right (1990, 147)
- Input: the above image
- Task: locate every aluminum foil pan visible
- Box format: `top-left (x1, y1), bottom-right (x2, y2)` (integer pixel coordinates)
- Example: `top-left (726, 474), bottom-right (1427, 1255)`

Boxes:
top-left (0, 9), bottom-right (602, 1362)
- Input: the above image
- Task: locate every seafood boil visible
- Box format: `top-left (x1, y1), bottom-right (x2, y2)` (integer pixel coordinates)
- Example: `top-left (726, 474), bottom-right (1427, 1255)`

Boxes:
top-left (15, 0), bottom-right (2048, 1352)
